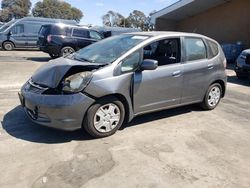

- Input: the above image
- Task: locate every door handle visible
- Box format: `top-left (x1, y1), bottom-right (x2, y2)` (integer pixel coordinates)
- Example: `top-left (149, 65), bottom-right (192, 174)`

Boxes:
top-left (172, 70), bottom-right (182, 77)
top-left (208, 64), bottom-right (214, 70)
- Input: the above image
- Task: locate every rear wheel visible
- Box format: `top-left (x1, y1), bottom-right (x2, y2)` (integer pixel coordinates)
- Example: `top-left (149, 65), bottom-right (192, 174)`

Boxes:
top-left (201, 83), bottom-right (222, 110)
top-left (61, 46), bottom-right (75, 57)
top-left (3, 41), bottom-right (14, 51)
top-left (83, 97), bottom-right (125, 138)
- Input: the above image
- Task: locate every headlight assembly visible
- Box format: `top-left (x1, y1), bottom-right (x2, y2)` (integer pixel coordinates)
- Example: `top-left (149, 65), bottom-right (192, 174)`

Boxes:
top-left (62, 71), bottom-right (92, 93)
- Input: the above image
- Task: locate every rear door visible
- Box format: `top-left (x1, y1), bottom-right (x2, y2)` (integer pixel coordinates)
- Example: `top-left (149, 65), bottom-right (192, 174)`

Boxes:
top-left (181, 37), bottom-right (210, 103)
top-left (133, 38), bottom-right (183, 114)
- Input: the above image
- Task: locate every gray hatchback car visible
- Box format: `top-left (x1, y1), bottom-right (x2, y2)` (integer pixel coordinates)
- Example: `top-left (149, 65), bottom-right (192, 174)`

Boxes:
top-left (19, 32), bottom-right (227, 138)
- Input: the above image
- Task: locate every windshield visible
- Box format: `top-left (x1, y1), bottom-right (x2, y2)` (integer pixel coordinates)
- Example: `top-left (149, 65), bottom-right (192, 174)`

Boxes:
top-left (0, 20), bottom-right (16, 32)
top-left (73, 34), bottom-right (149, 64)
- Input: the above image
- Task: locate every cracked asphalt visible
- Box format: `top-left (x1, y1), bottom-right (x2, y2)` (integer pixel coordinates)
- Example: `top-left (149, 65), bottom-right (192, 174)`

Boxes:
top-left (0, 50), bottom-right (250, 188)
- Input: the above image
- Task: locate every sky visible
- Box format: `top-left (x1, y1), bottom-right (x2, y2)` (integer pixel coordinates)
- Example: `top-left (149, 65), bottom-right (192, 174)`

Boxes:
top-left (30, 0), bottom-right (179, 25)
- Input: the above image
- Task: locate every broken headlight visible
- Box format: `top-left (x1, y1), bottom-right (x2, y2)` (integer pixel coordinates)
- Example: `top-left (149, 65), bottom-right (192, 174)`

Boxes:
top-left (62, 72), bottom-right (92, 93)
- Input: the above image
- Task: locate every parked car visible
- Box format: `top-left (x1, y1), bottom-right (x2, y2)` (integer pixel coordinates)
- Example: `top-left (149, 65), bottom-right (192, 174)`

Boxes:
top-left (37, 24), bottom-right (104, 58)
top-left (19, 32), bottom-right (227, 138)
top-left (0, 17), bottom-right (77, 50)
top-left (92, 26), bottom-right (141, 38)
top-left (235, 49), bottom-right (250, 79)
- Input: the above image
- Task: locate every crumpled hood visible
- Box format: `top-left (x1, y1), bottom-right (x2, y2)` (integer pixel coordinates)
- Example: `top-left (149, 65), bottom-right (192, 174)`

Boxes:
top-left (31, 57), bottom-right (104, 88)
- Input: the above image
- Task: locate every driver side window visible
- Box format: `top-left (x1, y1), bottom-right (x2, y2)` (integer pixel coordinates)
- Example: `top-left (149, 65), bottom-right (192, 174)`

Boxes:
top-left (121, 51), bottom-right (140, 73)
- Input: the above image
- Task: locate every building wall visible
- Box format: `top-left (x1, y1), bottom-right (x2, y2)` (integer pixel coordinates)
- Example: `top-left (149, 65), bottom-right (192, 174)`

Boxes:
top-left (156, 0), bottom-right (250, 48)
top-left (155, 18), bottom-right (177, 31)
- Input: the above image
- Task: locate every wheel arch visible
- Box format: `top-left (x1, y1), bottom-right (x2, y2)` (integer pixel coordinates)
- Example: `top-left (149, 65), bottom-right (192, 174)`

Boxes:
top-left (83, 93), bottom-right (133, 127)
top-left (211, 79), bottom-right (226, 98)
top-left (2, 40), bottom-right (15, 48)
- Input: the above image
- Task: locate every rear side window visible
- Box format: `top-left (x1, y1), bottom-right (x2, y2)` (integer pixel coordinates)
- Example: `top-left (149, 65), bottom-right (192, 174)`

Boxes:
top-left (72, 29), bottom-right (89, 38)
top-left (185, 37), bottom-right (206, 61)
top-left (207, 40), bottom-right (219, 58)
top-left (51, 26), bottom-right (71, 36)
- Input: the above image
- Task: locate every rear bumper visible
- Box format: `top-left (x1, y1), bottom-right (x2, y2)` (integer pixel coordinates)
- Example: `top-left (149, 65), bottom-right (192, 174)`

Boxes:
top-left (19, 87), bottom-right (95, 131)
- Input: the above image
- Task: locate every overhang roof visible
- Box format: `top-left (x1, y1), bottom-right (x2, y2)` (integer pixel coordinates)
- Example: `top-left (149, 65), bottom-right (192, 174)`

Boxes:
top-left (151, 0), bottom-right (231, 23)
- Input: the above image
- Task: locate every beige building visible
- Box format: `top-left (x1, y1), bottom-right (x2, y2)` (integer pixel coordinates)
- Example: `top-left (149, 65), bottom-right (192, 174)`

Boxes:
top-left (151, 0), bottom-right (250, 48)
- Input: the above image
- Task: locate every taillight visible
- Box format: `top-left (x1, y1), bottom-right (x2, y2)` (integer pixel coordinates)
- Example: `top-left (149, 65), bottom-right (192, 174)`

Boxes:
top-left (47, 35), bottom-right (52, 43)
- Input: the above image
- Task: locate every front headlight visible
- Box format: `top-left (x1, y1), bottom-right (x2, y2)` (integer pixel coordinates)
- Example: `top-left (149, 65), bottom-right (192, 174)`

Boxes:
top-left (62, 71), bottom-right (92, 93)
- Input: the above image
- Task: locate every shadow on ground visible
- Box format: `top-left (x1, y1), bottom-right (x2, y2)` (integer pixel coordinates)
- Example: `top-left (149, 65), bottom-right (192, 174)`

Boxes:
top-left (2, 104), bottom-right (200, 144)
top-left (26, 57), bottom-right (51, 62)
top-left (1, 106), bottom-right (92, 144)
top-left (227, 75), bottom-right (250, 86)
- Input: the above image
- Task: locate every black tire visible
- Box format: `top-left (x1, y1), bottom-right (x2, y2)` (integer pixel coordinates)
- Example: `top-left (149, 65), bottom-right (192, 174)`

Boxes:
top-left (236, 72), bottom-right (247, 80)
top-left (3, 41), bottom-right (14, 51)
top-left (83, 97), bottom-right (125, 138)
top-left (49, 53), bottom-right (59, 59)
top-left (201, 83), bottom-right (222, 110)
top-left (60, 46), bottom-right (75, 57)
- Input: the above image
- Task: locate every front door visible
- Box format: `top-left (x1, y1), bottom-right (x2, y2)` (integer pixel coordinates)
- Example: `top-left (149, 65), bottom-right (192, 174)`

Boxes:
top-left (133, 38), bottom-right (183, 114)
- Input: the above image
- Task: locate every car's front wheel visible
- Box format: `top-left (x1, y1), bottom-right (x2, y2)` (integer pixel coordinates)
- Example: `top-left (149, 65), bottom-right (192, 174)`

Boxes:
top-left (3, 41), bottom-right (14, 51)
top-left (201, 83), bottom-right (222, 110)
top-left (83, 97), bottom-right (125, 138)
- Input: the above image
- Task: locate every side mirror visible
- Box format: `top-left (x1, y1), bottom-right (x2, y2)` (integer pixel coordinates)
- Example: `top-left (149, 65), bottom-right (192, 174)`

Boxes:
top-left (140, 59), bottom-right (158, 71)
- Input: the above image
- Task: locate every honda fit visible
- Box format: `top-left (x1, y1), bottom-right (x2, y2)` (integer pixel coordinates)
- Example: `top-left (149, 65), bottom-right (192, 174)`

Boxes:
top-left (19, 32), bottom-right (227, 138)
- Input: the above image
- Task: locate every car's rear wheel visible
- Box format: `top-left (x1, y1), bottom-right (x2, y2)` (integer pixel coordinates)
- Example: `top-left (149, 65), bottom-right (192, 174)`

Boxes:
top-left (83, 97), bottom-right (125, 138)
top-left (61, 46), bottom-right (75, 57)
top-left (3, 41), bottom-right (14, 51)
top-left (201, 83), bottom-right (222, 110)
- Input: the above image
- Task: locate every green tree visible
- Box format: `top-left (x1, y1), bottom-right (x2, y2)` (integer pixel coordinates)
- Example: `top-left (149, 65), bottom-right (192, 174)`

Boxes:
top-left (102, 11), bottom-right (125, 27)
top-left (0, 0), bottom-right (31, 22)
top-left (127, 10), bottom-right (147, 30)
top-left (32, 0), bottom-right (83, 22)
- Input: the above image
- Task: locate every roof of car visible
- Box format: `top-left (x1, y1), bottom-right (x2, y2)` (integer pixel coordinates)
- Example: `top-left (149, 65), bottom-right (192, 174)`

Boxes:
top-left (126, 31), bottom-right (211, 39)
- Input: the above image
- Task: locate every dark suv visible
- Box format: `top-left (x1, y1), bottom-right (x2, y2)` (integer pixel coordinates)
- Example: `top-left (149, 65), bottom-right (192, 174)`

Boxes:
top-left (37, 24), bottom-right (104, 58)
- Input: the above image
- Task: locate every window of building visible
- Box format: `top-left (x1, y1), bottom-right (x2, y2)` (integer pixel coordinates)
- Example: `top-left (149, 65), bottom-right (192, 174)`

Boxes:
top-left (143, 38), bottom-right (181, 66)
top-left (185, 37), bottom-right (206, 61)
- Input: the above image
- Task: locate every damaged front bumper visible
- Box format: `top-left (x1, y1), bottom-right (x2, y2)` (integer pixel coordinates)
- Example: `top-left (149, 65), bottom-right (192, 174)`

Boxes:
top-left (19, 81), bottom-right (95, 131)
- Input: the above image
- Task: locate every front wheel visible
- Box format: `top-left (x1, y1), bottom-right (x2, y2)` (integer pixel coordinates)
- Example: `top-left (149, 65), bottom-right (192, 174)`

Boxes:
top-left (201, 83), bottom-right (222, 110)
top-left (83, 97), bottom-right (125, 138)
top-left (3, 41), bottom-right (14, 51)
